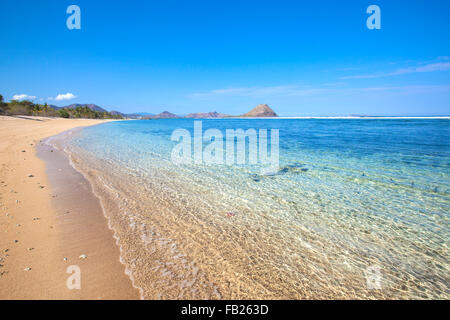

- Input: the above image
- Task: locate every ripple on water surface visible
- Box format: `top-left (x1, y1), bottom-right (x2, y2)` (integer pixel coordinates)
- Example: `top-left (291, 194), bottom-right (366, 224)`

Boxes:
top-left (58, 119), bottom-right (449, 299)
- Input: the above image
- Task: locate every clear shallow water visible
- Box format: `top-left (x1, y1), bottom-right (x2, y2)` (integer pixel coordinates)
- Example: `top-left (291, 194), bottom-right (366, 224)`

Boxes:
top-left (60, 119), bottom-right (449, 299)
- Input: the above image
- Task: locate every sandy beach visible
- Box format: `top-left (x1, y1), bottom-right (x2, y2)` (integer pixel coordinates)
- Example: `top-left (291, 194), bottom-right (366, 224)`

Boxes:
top-left (0, 116), bottom-right (139, 299)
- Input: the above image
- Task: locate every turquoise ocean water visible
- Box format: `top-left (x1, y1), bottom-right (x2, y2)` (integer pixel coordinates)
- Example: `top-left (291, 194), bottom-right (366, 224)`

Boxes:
top-left (59, 119), bottom-right (449, 299)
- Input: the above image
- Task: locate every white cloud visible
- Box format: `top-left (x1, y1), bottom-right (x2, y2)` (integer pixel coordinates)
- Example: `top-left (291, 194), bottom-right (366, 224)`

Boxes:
top-left (50, 92), bottom-right (77, 101)
top-left (12, 94), bottom-right (36, 101)
top-left (190, 84), bottom-right (450, 99)
top-left (358, 85), bottom-right (450, 93)
top-left (189, 85), bottom-right (329, 99)
top-left (341, 61), bottom-right (450, 80)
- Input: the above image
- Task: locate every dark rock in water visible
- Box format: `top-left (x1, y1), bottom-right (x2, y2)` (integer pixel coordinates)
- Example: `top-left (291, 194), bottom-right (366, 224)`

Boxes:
top-left (278, 167), bottom-right (289, 174)
top-left (272, 164), bottom-right (309, 175)
top-left (258, 164), bottom-right (308, 178)
top-left (286, 163), bottom-right (304, 168)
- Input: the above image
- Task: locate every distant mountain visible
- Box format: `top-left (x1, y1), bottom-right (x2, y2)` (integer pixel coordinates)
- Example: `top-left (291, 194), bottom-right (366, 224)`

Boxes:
top-left (130, 112), bottom-right (155, 117)
top-left (46, 103), bottom-right (278, 119)
top-left (185, 111), bottom-right (229, 118)
top-left (62, 104), bottom-right (108, 113)
top-left (242, 104), bottom-right (278, 117)
top-left (109, 110), bottom-right (132, 118)
top-left (110, 111), bottom-right (155, 119)
top-left (141, 105), bottom-right (278, 119)
top-left (144, 111), bottom-right (179, 119)
top-left (42, 103), bottom-right (155, 119)
top-left (48, 104), bottom-right (108, 112)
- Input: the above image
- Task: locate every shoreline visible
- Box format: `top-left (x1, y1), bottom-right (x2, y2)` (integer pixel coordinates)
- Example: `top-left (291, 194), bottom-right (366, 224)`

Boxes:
top-left (43, 127), bottom-right (144, 299)
top-left (0, 116), bottom-right (139, 299)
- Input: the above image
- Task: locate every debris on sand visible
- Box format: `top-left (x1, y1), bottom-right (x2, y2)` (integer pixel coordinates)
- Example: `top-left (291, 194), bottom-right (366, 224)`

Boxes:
top-left (79, 254), bottom-right (88, 259)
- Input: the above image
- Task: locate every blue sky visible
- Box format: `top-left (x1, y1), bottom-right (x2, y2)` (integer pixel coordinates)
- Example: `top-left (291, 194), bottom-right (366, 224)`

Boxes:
top-left (1, 0), bottom-right (449, 116)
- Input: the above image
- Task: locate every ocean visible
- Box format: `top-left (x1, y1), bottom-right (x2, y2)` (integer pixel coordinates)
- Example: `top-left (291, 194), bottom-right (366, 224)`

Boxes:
top-left (55, 118), bottom-right (449, 299)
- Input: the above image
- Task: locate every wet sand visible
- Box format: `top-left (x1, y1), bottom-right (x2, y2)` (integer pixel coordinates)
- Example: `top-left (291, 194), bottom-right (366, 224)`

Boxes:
top-left (0, 116), bottom-right (139, 299)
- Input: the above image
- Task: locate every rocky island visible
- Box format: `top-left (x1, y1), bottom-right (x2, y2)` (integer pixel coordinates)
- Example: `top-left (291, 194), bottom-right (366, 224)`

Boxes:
top-left (143, 104), bottom-right (278, 119)
top-left (241, 104), bottom-right (278, 117)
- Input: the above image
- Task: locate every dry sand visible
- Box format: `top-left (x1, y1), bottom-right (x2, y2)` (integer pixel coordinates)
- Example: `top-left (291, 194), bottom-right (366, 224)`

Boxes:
top-left (0, 116), bottom-right (139, 299)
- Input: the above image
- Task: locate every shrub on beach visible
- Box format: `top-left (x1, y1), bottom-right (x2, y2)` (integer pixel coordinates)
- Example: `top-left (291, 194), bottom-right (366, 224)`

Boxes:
top-left (58, 109), bottom-right (70, 118)
top-left (4, 100), bottom-right (58, 117)
top-left (0, 94), bottom-right (123, 119)
top-left (0, 94), bottom-right (11, 114)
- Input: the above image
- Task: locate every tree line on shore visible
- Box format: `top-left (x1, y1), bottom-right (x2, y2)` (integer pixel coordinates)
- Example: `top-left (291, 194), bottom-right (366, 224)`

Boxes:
top-left (0, 94), bottom-right (123, 119)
